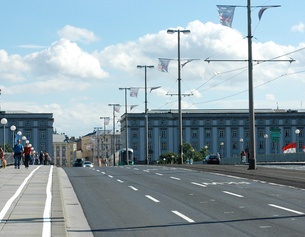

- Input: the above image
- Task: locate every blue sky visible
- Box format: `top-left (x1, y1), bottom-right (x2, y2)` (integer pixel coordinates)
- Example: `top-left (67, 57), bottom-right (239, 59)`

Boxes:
top-left (0, 0), bottom-right (305, 137)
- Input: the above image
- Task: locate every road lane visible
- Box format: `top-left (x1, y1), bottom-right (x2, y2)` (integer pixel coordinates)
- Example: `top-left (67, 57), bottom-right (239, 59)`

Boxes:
top-left (64, 165), bottom-right (305, 237)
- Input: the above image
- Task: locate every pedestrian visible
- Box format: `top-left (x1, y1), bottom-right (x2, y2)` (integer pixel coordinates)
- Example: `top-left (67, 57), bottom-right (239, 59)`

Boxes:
top-left (13, 140), bottom-right (24, 169)
top-left (39, 151), bottom-right (44, 165)
top-left (34, 152), bottom-right (39, 165)
top-left (44, 152), bottom-right (50, 165)
top-left (0, 147), bottom-right (6, 168)
top-left (241, 150), bottom-right (247, 163)
top-left (23, 142), bottom-right (31, 169)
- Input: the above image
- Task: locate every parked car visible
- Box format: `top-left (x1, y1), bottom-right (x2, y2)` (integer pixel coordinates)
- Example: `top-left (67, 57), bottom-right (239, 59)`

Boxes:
top-left (73, 158), bottom-right (84, 167)
top-left (83, 161), bottom-right (93, 168)
top-left (204, 154), bottom-right (221, 164)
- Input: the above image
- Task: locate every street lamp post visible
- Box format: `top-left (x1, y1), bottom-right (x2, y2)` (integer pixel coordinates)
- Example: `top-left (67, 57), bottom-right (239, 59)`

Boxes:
top-left (119, 88), bottom-right (130, 165)
top-left (239, 138), bottom-right (244, 152)
top-left (137, 65), bottom-right (154, 165)
top-left (1, 118), bottom-right (7, 151)
top-left (167, 28), bottom-right (191, 164)
top-left (264, 134), bottom-right (268, 155)
top-left (108, 103), bottom-right (120, 166)
top-left (220, 142), bottom-right (224, 158)
top-left (100, 117), bottom-right (110, 166)
top-left (10, 125), bottom-right (16, 148)
top-left (295, 129), bottom-right (300, 158)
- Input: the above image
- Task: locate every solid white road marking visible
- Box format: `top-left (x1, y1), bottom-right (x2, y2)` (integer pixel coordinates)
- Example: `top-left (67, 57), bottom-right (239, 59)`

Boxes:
top-left (145, 195), bottom-right (160, 203)
top-left (222, 191), bottom-right (244, 198)
top-left (172, 211), bottom-right (195, 223)
top-left (268, 204), bottom-right (304, 215)
top-left (42, 166), bottom-right (53, 237)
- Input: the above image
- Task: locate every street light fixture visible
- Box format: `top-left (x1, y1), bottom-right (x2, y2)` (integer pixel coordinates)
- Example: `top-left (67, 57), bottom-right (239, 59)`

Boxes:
top-left (137, 65), bottom-right (154, 165)
top-left (10, 125), bottom-right (16, 148)
top-left (167, 28), bottom-right (191, 164)
top-left (1, 118), bottom-right (7, 152)
top-left (108, 103), bottom-right (120, 166)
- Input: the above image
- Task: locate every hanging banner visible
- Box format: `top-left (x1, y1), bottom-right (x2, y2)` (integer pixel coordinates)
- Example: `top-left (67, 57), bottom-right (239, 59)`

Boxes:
top-left (217, 5), bottom-right (236, 27)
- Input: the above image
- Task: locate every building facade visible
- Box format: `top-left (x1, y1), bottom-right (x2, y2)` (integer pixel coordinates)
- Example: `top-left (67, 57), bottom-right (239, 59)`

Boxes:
top-left (53, 133), bottom-right (77, 166)
top-left (0, 111), bottom-right (53, 155)
top-left (120, 109), bottom-right (305, 163)
top-left (81, 129), bottom-right (121, 166)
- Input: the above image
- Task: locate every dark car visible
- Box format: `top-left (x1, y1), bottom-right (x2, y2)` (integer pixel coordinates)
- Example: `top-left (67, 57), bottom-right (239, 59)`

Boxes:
top-left (73, 158), bottom-right (84, 167)
top-left (204, 154), bottom-right (221, 164)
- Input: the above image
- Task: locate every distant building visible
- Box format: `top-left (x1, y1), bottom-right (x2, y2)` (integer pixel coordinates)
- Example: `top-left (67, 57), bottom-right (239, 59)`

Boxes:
top-left (0, 110), bottom-right (53, 155)
top-left (81, 129), bottom-right (121, 166)
top-left (53, 133), bottom-right (77, 166)
top-left (120, 109), bottom-right (305, 163)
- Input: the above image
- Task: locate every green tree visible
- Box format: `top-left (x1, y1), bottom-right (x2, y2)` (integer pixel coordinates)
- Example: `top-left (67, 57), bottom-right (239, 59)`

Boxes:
top-left (159, 151), bottom-right (177, 164)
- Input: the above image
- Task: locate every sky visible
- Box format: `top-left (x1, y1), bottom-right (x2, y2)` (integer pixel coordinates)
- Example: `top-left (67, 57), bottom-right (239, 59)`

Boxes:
top-left (0, 0), bottom-right (305, 138)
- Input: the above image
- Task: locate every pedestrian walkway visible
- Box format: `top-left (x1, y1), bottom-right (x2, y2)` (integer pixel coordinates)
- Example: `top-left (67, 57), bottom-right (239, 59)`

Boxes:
top-left (0, 165), bottom-right (93, 237)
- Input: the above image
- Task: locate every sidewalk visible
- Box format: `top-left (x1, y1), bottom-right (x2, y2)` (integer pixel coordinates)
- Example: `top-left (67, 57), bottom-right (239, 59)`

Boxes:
top-left (0, 165), bottom-right (93, 237)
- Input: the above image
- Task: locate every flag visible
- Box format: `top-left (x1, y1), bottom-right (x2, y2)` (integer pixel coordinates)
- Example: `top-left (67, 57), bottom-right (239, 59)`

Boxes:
top-left (258, 7), bottom-right (268, 20)
top-left (130, 87), bottom-right (140, 97)
top-left (217, 5), bottom-right (236, 28)
top-left (130, 105), bottom-right (138, 110)
top-left (282, 142), bottom-right (296, 153)
top-left (158, 58), bottom-right (171, 72)
top-left (104, 117), bottom-right (110, 125)
top-left (114, 105), bottom-right (121, 113)
top-left (303, 145), bottom-right (305, 153)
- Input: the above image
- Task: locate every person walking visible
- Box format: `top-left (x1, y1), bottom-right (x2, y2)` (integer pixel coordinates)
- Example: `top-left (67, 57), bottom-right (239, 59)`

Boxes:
top-left (0, 147), bottom-right (6, 168)
top-left (13, 140), bottom-right (24, 169)
top-left (23, 142), bottom-right (31, 169)
top-left (39, 151), bottom-right (44, 165)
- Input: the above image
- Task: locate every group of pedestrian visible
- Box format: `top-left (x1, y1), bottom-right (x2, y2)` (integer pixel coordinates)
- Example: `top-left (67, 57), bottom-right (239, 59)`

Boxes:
top-left (13, 139), bottom-right (51, 169)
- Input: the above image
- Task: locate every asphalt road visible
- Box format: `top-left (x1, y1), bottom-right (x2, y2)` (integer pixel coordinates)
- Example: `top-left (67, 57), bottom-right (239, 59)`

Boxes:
top-left (64, 165), bottom-right (305, 237)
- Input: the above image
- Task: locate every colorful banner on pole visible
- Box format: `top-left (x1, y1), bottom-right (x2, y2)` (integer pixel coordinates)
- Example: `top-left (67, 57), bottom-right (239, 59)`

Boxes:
top-left (217, 5), bottom-right (236, 27)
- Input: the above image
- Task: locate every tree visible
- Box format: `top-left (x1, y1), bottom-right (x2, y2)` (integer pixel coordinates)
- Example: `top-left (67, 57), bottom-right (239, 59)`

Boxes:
top-left (159, 151), bottom-right (177, 164)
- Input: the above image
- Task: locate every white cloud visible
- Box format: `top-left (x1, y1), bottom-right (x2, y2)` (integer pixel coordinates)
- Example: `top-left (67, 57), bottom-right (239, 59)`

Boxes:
top-left (57, 25), bottom-right (99, 43)
top-left (291, 22), bottom-right (305, 33)
top-left (2, 21), bottom-right (305, 137)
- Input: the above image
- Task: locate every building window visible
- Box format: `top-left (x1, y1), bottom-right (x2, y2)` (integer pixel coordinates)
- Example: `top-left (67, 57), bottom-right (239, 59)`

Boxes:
top-left (161, 129), bottom-right (167, 138)
top-left (132, 130), bottom-right (138, 138)
top-left (245, 129), bottom-right (249, 138)
top-left (192, 129), bottom-right (198, 138)
top-left (161, 142), bottom-right (167, 150)
top-left (232, 142), bottom-right (237, 149)
top-left (205, 129), bottom-right (211, 138)
top-left (259, 141), bottom-right (264, 149)
top-left (232, 129), bottom-right (237, 137)
top-left (40, 131), bottom-right (46, 139)
top-left (56, 146), bottom-right (60, 157)
top-left (148, 129), bottom-right (152, 138)
top-left (25, 131), bottom-right (31, 139)
top-left (258, 129), bottom-right (264, 138)
top-left (62, 146), bottom-right (66, 158)
top-left (219, 129), bottom-right (224, 137)
top-left (285, 129), bottom-right (290, 137)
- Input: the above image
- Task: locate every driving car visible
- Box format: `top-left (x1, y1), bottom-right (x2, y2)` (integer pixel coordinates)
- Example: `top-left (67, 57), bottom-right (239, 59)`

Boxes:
top-left (73, 158), bottom-right (84, 167)
top-left (204, 154), bottom-right (221, 164)
top-left (83, 161), bottom-right (93, 168)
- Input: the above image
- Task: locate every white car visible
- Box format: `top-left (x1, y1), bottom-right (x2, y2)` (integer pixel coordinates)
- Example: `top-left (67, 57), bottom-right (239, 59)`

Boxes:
top-left (83, 161), bottom-right (93, 168)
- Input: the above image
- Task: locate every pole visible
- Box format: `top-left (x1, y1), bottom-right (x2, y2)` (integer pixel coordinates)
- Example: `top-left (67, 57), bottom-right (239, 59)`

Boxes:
top-left (108, 104), bottom-right (120, 166)
top-left (144, 66), bottom-right (149, 165)
top-left (247, 0), bottom-right (256, 170)
top-left (177, 30), bottom-right (183, 164)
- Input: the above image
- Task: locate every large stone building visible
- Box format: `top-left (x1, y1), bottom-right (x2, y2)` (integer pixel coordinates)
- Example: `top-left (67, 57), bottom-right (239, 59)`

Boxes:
top-left (120, 109), bottom-right (305, 163)
top-left (0, 110), bottom-right (53, 154)
top-left (52, 133), bottom-right (77, 166)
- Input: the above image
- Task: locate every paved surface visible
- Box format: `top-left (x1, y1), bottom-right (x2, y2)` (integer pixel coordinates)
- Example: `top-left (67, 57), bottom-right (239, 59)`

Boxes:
top-left (0, 165), bottom-right (93, 237)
